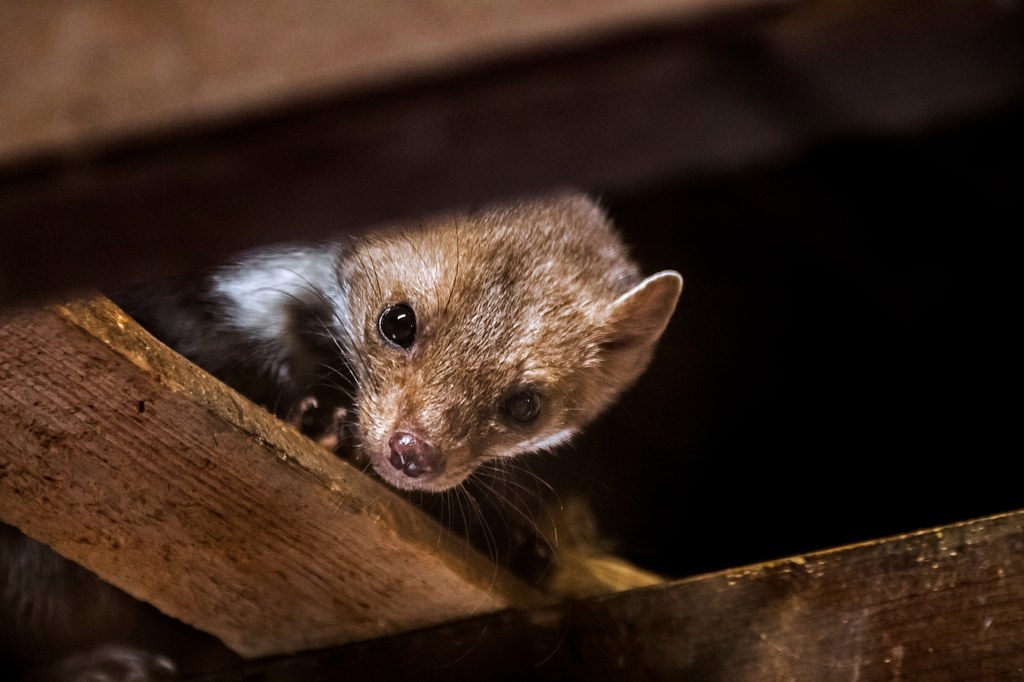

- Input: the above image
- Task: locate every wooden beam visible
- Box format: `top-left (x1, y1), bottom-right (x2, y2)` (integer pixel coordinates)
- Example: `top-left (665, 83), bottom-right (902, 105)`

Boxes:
top-left (190, 509), bottom-right (1024, 680)
top-left (0, 297), bottom-right (541, 658)
top-left (1, 0), bottom-right (1022, 305)
top-left (0, 0), bottom-right (768, 164)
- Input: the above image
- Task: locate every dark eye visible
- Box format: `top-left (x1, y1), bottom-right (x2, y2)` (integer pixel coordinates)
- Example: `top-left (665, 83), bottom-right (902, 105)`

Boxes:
top-left (502, 389), bottom-right (542, 424)
top-left (378, 303), bottom-right (417, 348)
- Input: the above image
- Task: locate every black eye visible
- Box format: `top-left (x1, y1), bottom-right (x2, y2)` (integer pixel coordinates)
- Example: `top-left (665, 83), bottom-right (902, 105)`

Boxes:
top-left (502, 389), bottom-right (542, 424)
top-left (378, 303), bottom-right (417, 348)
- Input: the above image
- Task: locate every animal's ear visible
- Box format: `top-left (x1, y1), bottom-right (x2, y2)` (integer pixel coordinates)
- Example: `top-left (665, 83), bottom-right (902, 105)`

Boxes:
top-left (600, 271), bottom-right (683, 381)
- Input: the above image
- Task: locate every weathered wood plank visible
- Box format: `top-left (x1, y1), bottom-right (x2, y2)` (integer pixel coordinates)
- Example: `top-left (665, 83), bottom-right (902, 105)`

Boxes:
top-left (2, 0), bottom-right (1021, 305)
top-left (0, 297), bottom-right (541, 658)
top-left (191, 510), bottom-right (1024, 680)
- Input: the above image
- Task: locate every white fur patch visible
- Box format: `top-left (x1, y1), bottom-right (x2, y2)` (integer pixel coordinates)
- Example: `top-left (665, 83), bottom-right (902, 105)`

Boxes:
top-left (212, 245), bottom-right (342, 343)
top-left (519, 428), bottom-right (575, 453)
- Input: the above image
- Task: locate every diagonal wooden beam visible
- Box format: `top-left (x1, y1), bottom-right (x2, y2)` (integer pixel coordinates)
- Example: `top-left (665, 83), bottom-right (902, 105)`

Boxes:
top-left (190, 509), bottom-right (1024, 679)
top-left (0, 297), bottom-right (542, 657)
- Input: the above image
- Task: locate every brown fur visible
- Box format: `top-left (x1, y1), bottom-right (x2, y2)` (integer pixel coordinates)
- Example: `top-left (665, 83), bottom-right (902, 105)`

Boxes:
top-left (336, 193), bottom-right (682, 490)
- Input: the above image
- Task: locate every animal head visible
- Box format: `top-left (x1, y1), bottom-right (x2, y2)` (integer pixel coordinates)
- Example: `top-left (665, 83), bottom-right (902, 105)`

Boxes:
top-left (336, 193), bottom-right (682, 491)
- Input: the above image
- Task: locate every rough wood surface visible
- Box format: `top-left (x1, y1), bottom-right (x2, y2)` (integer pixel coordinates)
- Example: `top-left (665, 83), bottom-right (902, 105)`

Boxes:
top-left (2, 0), bottom-right (1021, 305)
top-left (0, 298), bottom-right (541, 658)
top-left (190, 510), bottom-right (1024, 680)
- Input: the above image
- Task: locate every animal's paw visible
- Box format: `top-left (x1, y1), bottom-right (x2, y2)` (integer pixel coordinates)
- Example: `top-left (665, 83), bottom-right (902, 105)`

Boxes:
top-left (288, 395), bottom-right (350, 452)
top-left (45, 644), bottom-right (176, 682)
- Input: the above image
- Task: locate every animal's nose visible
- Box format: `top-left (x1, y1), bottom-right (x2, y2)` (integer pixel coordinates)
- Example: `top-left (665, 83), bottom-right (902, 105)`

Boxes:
top-left (388, 431), bottom-right (443, 478)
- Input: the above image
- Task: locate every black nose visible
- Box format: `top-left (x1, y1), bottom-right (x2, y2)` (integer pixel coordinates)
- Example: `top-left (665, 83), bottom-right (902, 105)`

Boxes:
top-left (388, 431), bottom-right (443, 478)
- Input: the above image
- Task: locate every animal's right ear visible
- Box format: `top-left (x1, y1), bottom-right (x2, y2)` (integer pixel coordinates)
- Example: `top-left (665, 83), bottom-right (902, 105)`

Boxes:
top-left (597, 271), bottom-right (682, 385)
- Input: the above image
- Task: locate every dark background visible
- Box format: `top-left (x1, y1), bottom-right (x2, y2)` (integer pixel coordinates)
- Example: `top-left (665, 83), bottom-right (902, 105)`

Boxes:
top-left (546, 100), bottom-right (1023, 578)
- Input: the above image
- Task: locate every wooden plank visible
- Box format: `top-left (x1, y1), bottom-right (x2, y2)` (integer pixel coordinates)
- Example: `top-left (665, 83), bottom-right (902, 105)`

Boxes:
top-left (0, 0), bottom-right (766, 164)
top-left (2, 0), bottom-right (1022, 305)
top-left (0, 297), bottom-right (542, 658)
top-left (189, 510), bottom-right (1024, 680)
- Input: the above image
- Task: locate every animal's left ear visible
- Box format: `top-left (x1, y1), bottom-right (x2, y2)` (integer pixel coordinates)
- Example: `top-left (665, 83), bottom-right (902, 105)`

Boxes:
top-left (599, 271), bottom-right (683, 383)
top-left (606, 271), bottom-right (683, 350)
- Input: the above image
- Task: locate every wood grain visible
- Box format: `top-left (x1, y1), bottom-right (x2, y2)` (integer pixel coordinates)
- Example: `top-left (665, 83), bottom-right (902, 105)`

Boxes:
top-left (190, 510), bottom-right (1024, 680)
top-left (0, 297), bottom-right (541, 657)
